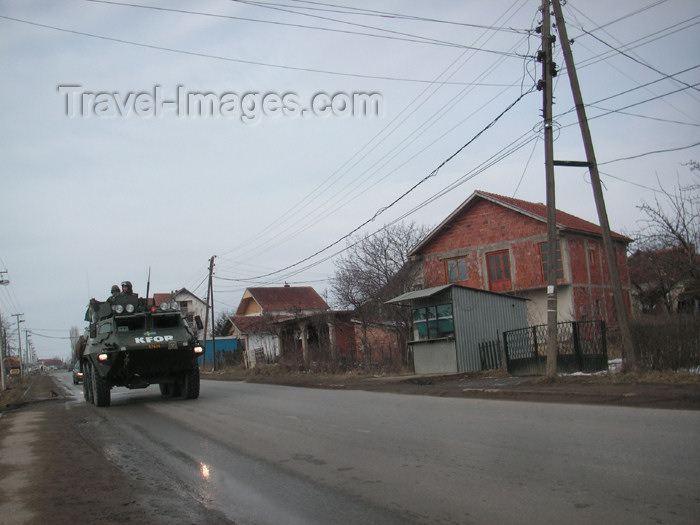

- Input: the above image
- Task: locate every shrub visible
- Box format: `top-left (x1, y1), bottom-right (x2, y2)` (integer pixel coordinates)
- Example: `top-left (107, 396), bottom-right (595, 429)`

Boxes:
top-left (631, 315), bottom-right (700, 371)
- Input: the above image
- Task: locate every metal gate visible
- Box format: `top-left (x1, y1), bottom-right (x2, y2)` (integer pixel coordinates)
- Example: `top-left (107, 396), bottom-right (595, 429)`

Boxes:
top-left (503, 321), bottom-right (607, 376)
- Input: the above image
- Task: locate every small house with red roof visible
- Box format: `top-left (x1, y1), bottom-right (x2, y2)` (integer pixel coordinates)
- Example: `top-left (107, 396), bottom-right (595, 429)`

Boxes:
top-left (235, 286), bottom-right (329, 316)
top-left (226, 285), bottom-right (332, 367)
top-left (408, 190), bottom-right (633, 326)
top-left (152, 288), bottom-right (208, 338)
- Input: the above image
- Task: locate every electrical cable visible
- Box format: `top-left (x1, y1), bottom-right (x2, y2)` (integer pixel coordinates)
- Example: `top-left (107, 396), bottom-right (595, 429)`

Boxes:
top-left (216, 87), bottom-right (535, 282)
top-left (0, 14), bottom-right (508, 86)
top-left (217, 0), bottom-right (535, 263)
top-left (232, 0), bottom-right (529, 56)
top-left (244, 0), bottom-right (532, 34)
top-left (86, 0), bottom-right (521, 53)
top-left (579, 29), bottom-right (700, 93)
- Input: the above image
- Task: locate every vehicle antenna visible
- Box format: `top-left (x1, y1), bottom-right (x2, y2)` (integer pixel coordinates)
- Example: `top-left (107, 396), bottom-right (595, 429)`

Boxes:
top-left (145, 267), bottom-right (151, 303)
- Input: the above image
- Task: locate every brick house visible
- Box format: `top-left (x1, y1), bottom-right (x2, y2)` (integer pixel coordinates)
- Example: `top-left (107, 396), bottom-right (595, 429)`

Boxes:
top-left (408, 190), bottom-right (632, 326)
top-left (152, 288), bottom-right (208, 339)
top-left (225, 286), bottom-right (403, 369)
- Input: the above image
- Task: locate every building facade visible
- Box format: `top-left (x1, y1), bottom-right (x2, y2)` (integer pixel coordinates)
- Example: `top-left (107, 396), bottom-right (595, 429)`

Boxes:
top-left (409, 191), bottom-right (632, 326)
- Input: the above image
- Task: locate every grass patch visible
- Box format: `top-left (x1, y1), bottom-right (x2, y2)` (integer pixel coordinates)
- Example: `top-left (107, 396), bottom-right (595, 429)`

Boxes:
top-left (0, 377), bottom-right (29, 411)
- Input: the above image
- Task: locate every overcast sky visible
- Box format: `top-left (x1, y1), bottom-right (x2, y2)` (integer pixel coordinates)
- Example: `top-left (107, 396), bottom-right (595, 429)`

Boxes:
top-left (1, 0), bottom-right (698, 360)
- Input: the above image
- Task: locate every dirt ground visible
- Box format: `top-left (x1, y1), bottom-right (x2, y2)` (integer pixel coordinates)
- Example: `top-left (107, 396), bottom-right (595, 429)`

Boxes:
top-left (0, 374), bottom-right (225, 525)
top-left (207, 368), bottom-right (700, 410)
top-left (0, 370), bottom-right (698, 524)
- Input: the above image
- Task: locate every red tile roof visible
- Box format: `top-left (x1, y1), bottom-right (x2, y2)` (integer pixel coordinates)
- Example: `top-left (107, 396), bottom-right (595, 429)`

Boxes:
top-left (152, 293), bottom-right (172, 306)
top-left (410, 190), bottom-right (630, 256)
top-left (479, 191), bottom-right (630, 241)
top-left (243, 286), bottom-right (329, 313)
top-left (229, 315), bottom-right (290, 334)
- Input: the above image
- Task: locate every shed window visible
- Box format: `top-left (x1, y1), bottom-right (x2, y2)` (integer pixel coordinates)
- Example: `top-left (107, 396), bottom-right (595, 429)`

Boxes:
top-left (412, 303), bottom-right (454, 340)
top-left (446, 257), bottom-right (467, 283)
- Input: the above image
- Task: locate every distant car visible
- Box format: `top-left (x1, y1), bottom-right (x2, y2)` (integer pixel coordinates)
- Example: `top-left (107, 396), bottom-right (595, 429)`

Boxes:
top-left (72, 363), bottom-right (83, 385)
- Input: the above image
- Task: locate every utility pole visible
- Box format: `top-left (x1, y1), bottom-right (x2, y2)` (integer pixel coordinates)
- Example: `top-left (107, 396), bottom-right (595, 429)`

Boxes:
top-left (551, 0), bottom-right (637, 370)
top-left (12, 314), bottom-right (24, 380)
top-left (25, 330), bottom-right (31, 371)
top-left (202, 256), bottom-right (216, 370)
top-left (210, 256), bottom-right (217, 372)
top-left (540, 0), bottom-right (559, 377)
top-left (0, 274), bottom-right (9, 390)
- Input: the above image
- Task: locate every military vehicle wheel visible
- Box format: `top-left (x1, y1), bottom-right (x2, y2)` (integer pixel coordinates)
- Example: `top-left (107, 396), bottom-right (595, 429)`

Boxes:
top-left (182, 368), bottom-right (200, 399)
top-left (83, 364), bottom-right (93, 403)
top-left (159, 383), bottom-right (172, 396)
top-left (92, 363), bottom-right (111, 407)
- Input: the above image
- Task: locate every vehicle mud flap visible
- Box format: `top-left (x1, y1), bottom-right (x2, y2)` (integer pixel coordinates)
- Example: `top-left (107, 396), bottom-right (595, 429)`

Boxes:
top-left (159, 383), bottom-right (173, 397)
top-left (182, 368), bottom-right (200, 400)
top-left (92, 362), bottom-right (111, 407)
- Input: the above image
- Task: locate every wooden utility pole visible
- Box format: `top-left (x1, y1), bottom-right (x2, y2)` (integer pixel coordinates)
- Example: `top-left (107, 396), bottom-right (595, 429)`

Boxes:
top-left (0, 274), bottom-right (10, 391)
top-left (209, 256), bottom-right (217, 371)
top-left (541, 0), bottom-right (558, 377)
top-left (12, 314), bottom-right (24, 380)
top-left (551, 0), bottom-right (637, 370)
top-left (202, 257), bottom-right (213, 369)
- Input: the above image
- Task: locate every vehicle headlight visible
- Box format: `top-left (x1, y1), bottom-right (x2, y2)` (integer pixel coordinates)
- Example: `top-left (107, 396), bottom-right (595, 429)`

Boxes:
top-left (160, 302), bottom-right (169, 311)
top-left (169, 301), bottom-right (179, 311)
top-left (112, 304), bottom-right (124, 314)
top-left (194, 346), bottom-right (204, 354)
top-left (98, 353), bottom-right (109, 361)
top-left (125, 304), bottom-right (135, 313)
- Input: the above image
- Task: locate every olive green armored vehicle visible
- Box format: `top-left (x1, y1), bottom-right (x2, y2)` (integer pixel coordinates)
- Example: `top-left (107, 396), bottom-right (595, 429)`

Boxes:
top-left (79, 289), bottom-right (204, 407)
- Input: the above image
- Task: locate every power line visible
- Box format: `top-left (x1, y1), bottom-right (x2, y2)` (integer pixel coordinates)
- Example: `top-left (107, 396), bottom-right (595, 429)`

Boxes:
top-left (0, 14), bottom-right (511, 86)
top-left (232, 0), bottom-right (530, 56)
top-left (587, 105), bottom-right (700, 127)
top-left (216, 87), bottom-right (535, 282)
top-left (218, 1), bottom-right (536, 262)
top-left (599, 141), bottom-right (700, 166)
top-left (579, 29), bottom-right (700, 93)
top-left (87, 0), bottom-right (524, 53)
top-left (243, 0), bottom-right (532, 34)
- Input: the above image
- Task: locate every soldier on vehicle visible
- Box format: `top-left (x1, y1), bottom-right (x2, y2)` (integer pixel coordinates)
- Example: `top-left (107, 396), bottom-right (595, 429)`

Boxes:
top-left (120, 281), bottom-right (134, 296)
top-left (106, 285), bottom-right (120, 303)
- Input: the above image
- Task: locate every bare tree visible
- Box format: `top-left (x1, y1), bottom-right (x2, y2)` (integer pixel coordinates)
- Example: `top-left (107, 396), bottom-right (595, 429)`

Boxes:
top-left (214, 310), bottom-right (234, 336)
top-left (629, 162), bottom-right (700, 314)
top-left (69, 326), bottom-right (81, 362)
top-left (331, 222), bottom-right (429, 362)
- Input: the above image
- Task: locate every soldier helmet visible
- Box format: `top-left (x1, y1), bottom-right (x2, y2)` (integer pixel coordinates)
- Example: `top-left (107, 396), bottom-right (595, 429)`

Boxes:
top-left (121, 281), bottom-right (133, 292)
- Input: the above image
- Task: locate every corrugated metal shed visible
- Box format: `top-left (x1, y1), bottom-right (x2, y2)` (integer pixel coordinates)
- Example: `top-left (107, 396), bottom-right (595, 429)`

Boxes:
top-left (388, 285), bottom-right (528, 373)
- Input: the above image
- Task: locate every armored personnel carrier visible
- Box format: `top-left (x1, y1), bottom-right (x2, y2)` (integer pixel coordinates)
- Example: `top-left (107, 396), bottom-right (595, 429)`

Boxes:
top-left (80, 290), bottom-right (203, 407)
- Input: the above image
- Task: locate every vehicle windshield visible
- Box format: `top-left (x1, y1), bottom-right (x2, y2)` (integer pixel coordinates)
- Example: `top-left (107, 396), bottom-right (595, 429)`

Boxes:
top-left (115, 316), bottom-right (146, 331)
top-left (152, 314), bottom-right (181, 329)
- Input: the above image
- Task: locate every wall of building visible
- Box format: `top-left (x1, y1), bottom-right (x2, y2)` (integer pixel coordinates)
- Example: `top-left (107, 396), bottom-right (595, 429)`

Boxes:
top-left (416, 200), bottom-right (632, 326)
top-left (353, 322), bottom-right (403, 366)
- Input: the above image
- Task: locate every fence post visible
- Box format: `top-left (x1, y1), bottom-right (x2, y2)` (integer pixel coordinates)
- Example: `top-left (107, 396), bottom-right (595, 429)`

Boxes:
top-left (600, 320), bottom-right (608, 363)
top-left (502, 331), bottom-right (510, 373)
top-left (531, 326), bottom-right (539, 357)
top-left (572, 321), bottom-right (582, 371)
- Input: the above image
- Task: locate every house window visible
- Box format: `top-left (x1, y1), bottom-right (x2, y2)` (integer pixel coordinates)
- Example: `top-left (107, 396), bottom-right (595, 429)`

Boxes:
top-left (588, 248), bottom-right (596, 265)
top-left (486, 250), bottom-right (511, 291)
top-left (540, 242), bottom-right (564, 280)
top-left (412, 303), bottom-right (454, 341)
top-left (446, 257), bottom-right (467, 283)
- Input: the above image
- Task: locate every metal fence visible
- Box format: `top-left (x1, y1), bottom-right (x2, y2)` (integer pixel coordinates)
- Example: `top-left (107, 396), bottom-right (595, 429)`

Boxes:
top-left (478, 340), bottom-right (502, 371)
top-left (502, 320), bottom-right (607, 376)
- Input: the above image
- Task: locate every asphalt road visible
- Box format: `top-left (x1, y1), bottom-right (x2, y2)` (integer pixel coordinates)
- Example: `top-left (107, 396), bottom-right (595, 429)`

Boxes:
top-left (53, 372), bottom-right (699, 524)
